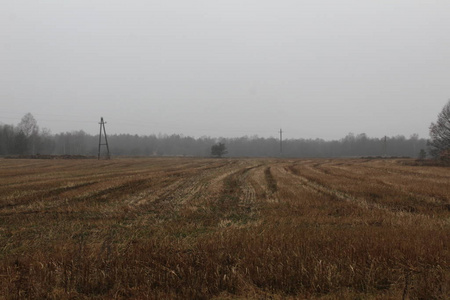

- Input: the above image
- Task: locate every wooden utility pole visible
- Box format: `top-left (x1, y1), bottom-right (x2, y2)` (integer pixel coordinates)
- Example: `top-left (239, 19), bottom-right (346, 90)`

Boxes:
top-left (98, 117), bottom-right (110, 160)
top-left (279, 128), bottom-right (283, 154)
top-left (383, 136), bottom-right (387, 157)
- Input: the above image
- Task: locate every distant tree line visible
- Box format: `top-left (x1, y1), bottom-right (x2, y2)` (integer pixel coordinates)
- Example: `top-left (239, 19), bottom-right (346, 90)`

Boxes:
top-left (0, 113), bottom-right (55, 156)
top-left (1, 113), bottom-right (429, 158)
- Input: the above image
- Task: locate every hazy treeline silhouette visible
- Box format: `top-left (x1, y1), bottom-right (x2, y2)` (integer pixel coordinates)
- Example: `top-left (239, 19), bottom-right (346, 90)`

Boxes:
top-left (0, 122), bottom-right (427, 158)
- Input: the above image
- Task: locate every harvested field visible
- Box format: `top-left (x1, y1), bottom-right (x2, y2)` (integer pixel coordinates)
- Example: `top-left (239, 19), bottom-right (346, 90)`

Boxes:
top-left (0, 158), bottom-right (449, 299)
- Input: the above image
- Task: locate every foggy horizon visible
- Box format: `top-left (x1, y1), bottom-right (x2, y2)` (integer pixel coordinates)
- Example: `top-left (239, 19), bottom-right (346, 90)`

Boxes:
top-left (0, 112), bottom-right (432, 141)
top-left (2, 1), bottom-right (450, 140)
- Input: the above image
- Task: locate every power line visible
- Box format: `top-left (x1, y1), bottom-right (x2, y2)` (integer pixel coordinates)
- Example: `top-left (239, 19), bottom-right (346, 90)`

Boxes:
top-left (0, 111), bottom-right (288, 138)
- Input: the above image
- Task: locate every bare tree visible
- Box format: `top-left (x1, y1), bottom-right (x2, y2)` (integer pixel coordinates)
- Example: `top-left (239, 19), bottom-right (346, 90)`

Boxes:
top-left (18, 113), bottom-right (39, 137)
top-left (428, 100), bottom-right (450, 159)
top-left (17, 113), bottom-right (39, 154)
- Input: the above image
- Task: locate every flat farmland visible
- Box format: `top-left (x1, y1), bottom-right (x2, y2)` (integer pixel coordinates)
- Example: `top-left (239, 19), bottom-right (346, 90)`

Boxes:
top-left (0, 158), bottom-right (449, 299)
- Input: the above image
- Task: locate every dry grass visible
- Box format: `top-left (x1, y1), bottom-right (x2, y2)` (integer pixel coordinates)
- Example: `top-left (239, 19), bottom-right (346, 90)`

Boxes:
top-left (0, 157), bottom-right (449, 299)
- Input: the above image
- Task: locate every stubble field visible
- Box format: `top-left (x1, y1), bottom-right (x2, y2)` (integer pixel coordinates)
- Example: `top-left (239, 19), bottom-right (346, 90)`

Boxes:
top-left (0, 157), bottom-right (449, 299)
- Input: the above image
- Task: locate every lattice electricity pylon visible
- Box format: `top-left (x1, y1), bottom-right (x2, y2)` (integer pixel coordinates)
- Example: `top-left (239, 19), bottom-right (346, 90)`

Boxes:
top-left (98, 117), bottom-right (110, 160)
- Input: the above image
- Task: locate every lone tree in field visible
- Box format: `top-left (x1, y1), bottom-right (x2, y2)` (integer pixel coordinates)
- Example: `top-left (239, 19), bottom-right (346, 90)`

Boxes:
top-left (428, 100), bottom-right (450, 159)
top-left (211, 142), bottom-right (228, 158)
top-left (418, 149), bottom-right (427, 160)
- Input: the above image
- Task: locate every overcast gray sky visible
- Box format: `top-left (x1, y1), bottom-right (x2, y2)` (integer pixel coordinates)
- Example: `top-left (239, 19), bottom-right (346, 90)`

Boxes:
top-left (1, 0), bottom-right (449, 139)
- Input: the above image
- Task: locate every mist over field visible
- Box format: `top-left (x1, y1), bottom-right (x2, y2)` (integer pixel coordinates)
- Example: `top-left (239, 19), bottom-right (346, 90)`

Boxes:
top-left (0, 113), bottom-right (429, 158)
top-left (2, 1), bottom-right (450, 140)
top-left (2, 3), bottom-right (450, 298)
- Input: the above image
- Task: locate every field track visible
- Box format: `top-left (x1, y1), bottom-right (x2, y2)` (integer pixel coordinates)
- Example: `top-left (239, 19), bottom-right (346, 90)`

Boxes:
top-left (1, 157), bottom-right (449, 299)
